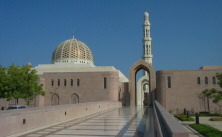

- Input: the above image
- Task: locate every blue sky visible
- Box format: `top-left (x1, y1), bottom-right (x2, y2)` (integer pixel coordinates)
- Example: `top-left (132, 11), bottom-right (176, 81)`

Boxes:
top-left (0, 0), bottom-right (222, 77)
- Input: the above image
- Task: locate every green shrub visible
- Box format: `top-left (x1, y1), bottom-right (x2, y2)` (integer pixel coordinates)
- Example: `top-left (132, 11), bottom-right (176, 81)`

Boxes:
top-left (169, 110), bottom-right (174, 114)
top-left (174, 114), bottom-right (194, 121)
top-left (190, 113), bottom-right (220, 117)
top-left (210, 118), bottom-right (222, 121)
top-left (199, 111), bottom-right (210, 114)
top-left (189, 124), bottom-right (222, 137)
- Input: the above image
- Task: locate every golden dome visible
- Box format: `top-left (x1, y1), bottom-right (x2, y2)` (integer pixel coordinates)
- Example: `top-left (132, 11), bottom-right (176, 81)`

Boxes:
top-left (51, 38), bottom-right (93, 65)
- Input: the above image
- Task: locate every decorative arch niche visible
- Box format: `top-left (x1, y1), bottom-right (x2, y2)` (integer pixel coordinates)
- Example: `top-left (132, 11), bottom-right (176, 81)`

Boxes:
top-left (71, 93), bottom-right (79, 104)
top-left (51, 93), bottom-right (59, 106)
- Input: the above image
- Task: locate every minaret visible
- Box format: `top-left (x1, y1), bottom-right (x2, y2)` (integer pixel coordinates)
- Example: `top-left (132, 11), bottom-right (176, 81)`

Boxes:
top-left (142, 10), bottom-right (153, 65)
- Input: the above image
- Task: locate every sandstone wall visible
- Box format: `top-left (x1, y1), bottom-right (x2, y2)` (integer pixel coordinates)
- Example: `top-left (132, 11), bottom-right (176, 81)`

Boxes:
top-left (0, 101), bottom-right (122, 137)
top-left (156, 69), bottom-right (222, 114)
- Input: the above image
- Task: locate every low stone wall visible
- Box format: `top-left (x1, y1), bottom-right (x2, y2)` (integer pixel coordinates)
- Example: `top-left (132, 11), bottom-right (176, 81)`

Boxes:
top-left (153, 100), bottom-right (189, 137)
top-left (0, 101), bottom-right (122, 137)
top-left (153, 101), bottom-right (163, 137)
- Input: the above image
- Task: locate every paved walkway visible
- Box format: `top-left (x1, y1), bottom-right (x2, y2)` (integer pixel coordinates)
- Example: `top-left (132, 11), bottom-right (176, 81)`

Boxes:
top-left (9, 106), bottom-right (155, 137)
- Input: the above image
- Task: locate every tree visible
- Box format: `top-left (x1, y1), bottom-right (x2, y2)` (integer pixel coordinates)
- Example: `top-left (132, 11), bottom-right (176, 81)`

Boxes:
top-left (216, 73), bottom-right (222, 88)
top-left (0, 63), bottom-right (45, 106)
top-left (19, 65), bottom-right (45, 106)
top-left (209, 88), bottom-right (222, 117)
top-left (201, 73), bottom-right (222, 117)
top-left (200, 89), bottom-right (212, 112)
top-left (211, 73), bottom-right (222, 117)
top-left (0, 65), bottom-right (11, 100)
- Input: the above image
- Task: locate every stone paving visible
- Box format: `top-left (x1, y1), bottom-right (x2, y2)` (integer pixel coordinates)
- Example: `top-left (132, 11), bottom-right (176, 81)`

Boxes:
top-left (9, 107), bottom-right (221, 137)
top-left (8, 106), bottom-right (154, 137)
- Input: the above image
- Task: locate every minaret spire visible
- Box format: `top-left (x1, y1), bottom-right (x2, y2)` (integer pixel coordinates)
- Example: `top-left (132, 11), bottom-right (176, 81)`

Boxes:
top-left (142, 10), bottom-right (153, 65)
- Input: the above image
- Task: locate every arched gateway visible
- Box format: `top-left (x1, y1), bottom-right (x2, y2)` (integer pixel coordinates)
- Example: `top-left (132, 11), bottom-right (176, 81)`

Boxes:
top-left (129, 60), bottom-right (155, 106)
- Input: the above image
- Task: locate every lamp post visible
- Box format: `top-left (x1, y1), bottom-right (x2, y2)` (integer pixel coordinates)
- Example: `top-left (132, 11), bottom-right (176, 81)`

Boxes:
top-left (195, 113), bottom-right (199, 124)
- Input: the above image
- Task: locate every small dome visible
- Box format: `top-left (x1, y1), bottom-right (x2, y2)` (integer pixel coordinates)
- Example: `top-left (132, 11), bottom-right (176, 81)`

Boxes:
top-left (144, 11), bottom-right (149, 22)
top-left (51, 38), bottom-right (93, 65)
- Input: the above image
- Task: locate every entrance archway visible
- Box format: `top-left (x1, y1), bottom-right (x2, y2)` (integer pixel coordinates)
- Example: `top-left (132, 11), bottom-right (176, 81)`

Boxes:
top-left (137, 76), bottom-right (149, 106)
top-left (129, 60), bottom-right (155, 106)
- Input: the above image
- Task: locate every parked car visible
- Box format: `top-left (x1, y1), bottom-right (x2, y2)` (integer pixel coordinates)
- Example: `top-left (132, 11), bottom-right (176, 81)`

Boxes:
top-left (7, 106), bottom-right (26, 110)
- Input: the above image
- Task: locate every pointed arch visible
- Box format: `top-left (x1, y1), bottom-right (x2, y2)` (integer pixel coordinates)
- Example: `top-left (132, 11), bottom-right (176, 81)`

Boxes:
top-left (129, 59), bottom-right (155, 106)
top-left (71, 93), bottom-right (79, 104)
top-left (205, 77), bottom-right (208, 84)
top-left (51, 93), bottom-right (59, 106)
top-left (137, 75), bottom-right (150, 106)
top-left (51, 79), bottom-right (54, 86)
top-left (212, 77), bottom-right (216, 84)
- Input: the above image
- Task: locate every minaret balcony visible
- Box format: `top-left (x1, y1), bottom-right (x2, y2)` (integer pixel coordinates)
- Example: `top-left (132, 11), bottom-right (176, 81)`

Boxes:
top-left (143, 55), bottom-right (153, 58)
top-left (142, 37), bottom-right (152, 41)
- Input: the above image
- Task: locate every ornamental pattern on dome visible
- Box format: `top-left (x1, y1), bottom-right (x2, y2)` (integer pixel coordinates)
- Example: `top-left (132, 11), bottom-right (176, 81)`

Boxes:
top-left (51, 38), bottom-right (93, 65)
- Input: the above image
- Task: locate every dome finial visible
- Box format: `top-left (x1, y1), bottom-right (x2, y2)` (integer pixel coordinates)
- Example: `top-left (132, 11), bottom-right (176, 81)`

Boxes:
top-left (72, 29), bottom-right (74, 39)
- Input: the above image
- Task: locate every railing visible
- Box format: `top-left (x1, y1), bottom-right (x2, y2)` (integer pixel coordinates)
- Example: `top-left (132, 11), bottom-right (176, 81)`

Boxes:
top-left (153, 101), bottom-right (164, 137)
top-left (153, 100), bottom-right (189, 137)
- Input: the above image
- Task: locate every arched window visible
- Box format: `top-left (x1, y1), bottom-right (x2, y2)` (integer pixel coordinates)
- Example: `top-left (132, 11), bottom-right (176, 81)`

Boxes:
top-left (58, 79), bottom-right (60, 86)
top-left (51, 79), bottom-right (54, 86)
top-left (143, 46), bottom-right (145, 55)
top-left (205, 77), bottom-right (208, 84)
top-left (71, 93), bottom-right (79, 104)
top-left (212, 77), bottom-right (216, 84)
top-left (71, 79), bottom-right (73, 86)
top-left (77, 79), bottom-right (80, 86)
top-left (168, 76), bottom-right (171, 88)
top-left (64, 79), bottom-right (66, 86)
top-left (51, 93), bottom-right (59, 106)
top-left (146, 45), bottom-right (148, 55)
top-left (197, 77), bottom-right (200, 84)
top-left (104, 77), bottom-right (107, 89)
top-left (118, 88), bottom-right (121, 101)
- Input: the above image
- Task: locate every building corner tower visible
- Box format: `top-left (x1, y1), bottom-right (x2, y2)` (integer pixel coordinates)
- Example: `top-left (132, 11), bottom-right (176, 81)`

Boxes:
top-left (142, 10), bottom-right (153, 65)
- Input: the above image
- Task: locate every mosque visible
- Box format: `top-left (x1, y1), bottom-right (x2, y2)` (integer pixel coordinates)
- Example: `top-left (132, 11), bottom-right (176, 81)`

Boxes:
top-left (32, 32), bottom-right (129, 106)
top-left (1, 11), bottom-right (222, 114)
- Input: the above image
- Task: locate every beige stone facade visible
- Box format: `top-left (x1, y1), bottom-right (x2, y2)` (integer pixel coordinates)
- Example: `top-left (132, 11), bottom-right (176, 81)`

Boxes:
top-left (156, 66), bottom-right (222, 114)
top-left (39, 71), bottom-right (120, 106)
top-left (0, 70), bottom-right (128, 109)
